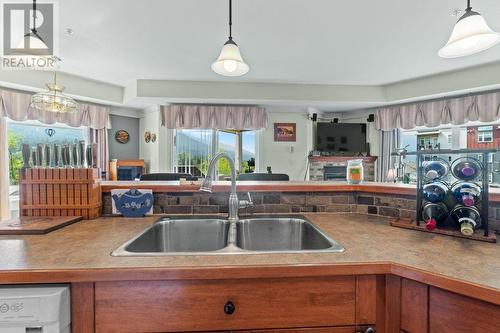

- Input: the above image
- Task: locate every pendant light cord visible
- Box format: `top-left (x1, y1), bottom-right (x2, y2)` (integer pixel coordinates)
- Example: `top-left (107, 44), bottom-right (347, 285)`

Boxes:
top-left (228, 0), bottom-right (232, 39)
top-left (466, 0), bottom-right (471, 11)
top-left (32, 0), bottom-right (37, 33)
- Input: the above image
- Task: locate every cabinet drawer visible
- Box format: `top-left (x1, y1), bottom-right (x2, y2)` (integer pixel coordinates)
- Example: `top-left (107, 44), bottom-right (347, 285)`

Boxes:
top-left (95, 276), bottom-right (356, 333)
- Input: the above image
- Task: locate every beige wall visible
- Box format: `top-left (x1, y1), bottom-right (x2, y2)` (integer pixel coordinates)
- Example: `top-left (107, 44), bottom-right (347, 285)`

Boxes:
top-left (139, 106), bottom-right (161, 173)
top-left (258, 111), bottom-right (313, 181)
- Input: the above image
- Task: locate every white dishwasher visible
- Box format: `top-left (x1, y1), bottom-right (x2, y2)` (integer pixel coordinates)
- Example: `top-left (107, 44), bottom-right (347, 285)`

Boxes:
top-left (0, 285), bottom-right (70, 333)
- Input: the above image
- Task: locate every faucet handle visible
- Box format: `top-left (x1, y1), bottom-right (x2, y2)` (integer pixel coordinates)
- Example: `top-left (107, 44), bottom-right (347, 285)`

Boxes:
top-left (246, 192), bottom-right (253, 205)
top-left (239, 192), bottom-right (254, 209)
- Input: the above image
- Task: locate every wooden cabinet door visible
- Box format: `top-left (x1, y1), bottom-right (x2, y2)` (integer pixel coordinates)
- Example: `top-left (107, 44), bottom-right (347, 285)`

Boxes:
top-left (400, 279), bottom-right (428, 333)
top-left (429, 287), bottom-right (500, 332)
top-left (356, 275), bottom-right (377, 326)
top-left (95, 277), bottom-right (356, 333)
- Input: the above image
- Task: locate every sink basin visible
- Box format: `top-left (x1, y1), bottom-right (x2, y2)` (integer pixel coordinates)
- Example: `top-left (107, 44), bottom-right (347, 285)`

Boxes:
top-left (112, 218), bottom-right (229, 255)
top-left (112, 216), bottom-right (344, 256)
top-left (236, 217), bottom-right (344, 252)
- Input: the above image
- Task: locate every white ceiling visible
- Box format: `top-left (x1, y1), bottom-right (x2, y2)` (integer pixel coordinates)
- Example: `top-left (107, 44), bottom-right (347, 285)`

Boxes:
top-left (57, 0), bottom-right (500, 87)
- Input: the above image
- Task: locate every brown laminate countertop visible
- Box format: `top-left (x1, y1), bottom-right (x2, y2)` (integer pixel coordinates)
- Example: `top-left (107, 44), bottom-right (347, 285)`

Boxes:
top-left (0, 213), bottom-right (499, 304)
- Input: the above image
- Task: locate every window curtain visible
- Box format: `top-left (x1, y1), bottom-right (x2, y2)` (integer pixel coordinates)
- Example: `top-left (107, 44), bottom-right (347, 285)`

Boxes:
top-left (375, 91), bottom-right (500, 131)
top-left (161, 104), bottom-right (267, 130)
top-left (88, 128), bottom-right (109, 179)
top-left (0, 88), bottom-right (111, 182)
top-left (0, 89), bottom-right (110, 129)
top-left (0, 117), bottom-right (10, 220)
top-left (377, 129), bottom-right (399, 182)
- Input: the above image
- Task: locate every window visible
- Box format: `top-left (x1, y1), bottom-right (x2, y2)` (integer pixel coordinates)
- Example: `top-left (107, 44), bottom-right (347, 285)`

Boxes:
top-left (398, 121), bottom-right (500, 185)
top-left (217, 131), bottom-right (237, 177)
top-left (173, 129), bottom-right (213, 176)
top-left (173, 129), bottom-right (258, 178)
top-left (7, 120), bottom-right (87, 217)
top-left (242, 131), bottom-right (256, 173)
top-left (477, 126), bottom-right (493, 143)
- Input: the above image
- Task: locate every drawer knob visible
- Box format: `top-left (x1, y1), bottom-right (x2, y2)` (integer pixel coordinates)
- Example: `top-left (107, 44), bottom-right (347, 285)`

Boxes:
top-left (224, 301), bottom-right (235, 315)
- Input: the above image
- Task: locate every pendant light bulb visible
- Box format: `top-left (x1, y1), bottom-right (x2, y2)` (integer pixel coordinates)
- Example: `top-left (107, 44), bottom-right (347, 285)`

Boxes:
top-left (212, 0), bottom-right (249, 76)
top-left (438, 0), bottom-right (500, 58)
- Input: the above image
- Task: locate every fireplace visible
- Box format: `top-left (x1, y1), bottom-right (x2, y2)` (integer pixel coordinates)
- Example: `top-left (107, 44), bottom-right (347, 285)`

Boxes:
top-left (323, 165), bottom-right (347, 181)
top-left (309, 156), bottom-right (377, 181)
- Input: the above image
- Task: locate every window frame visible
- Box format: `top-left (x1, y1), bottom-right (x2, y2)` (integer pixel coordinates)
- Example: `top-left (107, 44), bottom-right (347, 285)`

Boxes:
top-left (171, 129), bottom-right (259, 177)
top-left (477, 130), bottom-right (493, 143)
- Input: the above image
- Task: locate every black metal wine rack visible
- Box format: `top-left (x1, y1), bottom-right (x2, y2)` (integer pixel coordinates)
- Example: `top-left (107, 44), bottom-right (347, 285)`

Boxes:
top-left (415, 149), bottom-right (493, 238)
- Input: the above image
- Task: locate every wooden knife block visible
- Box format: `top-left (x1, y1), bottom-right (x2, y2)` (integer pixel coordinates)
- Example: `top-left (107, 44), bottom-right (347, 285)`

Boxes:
top-left (19, 168), bottom-right (102, 219)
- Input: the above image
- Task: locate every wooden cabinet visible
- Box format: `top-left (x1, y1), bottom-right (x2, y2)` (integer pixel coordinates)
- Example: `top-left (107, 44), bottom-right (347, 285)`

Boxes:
top-left (238, 328), bottom-right (357, 333)
top-left (429, 287), bottom-right (500, 333)
top-left (401, 279), bottom-right (428, 333)
top-left (393, 278), bottom-right (500, 333)
top-left (76, 274), bottom-right (500, 333)
top-left (95, 276), bottom-right (360, 333)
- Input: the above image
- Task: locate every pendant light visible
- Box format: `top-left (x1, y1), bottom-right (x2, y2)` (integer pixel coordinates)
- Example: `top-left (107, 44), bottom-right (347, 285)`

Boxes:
top-left (438, 0), bottom-right (500, 58)
top-left (16, 0), bottom-right (50, 54)
top-left (211, 0), bottom-right (249, 76)
top-left (31, 69), bottom-right (78, 113)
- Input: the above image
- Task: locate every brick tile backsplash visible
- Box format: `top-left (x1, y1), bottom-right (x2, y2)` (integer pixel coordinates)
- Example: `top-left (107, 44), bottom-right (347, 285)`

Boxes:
top-left (103, 191), bottom-right (499, 232)
top-left (357, 196), bottom-right (374, 205)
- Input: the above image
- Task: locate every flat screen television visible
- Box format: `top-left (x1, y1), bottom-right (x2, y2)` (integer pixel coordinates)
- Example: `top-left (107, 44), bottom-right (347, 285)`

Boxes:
top-left (316, 123), bottom-right (367, 153)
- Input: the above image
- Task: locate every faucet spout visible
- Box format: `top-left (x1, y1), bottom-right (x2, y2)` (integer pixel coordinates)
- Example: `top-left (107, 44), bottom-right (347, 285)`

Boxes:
top-left (200, 152), bottom-right (239, 221)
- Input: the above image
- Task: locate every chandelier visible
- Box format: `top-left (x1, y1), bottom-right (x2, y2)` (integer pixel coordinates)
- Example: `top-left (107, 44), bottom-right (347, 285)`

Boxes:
top-left (31, 72), bottom-right (78, 113)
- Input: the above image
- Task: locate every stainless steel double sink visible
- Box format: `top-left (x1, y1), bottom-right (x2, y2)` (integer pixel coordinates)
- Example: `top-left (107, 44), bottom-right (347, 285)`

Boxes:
top-left (112, 216), bottom-right (345, 256)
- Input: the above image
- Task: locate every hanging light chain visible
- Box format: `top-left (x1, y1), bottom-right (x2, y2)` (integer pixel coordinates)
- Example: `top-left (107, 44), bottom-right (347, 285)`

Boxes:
top-left (228, 0), bottom-right (233, 39)
top-left (466, 0), bottom-right (472, 11)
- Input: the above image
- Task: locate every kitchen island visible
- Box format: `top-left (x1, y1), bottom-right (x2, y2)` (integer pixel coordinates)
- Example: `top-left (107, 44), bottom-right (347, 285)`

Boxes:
top-left (0, 213), bottom-right (499, 332)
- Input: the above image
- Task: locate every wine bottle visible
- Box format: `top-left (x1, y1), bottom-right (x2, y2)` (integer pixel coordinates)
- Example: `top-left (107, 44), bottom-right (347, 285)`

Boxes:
top-left (450, 205), bottom-right (482, 236)
top-left (422, 202), bottom-right (448, 231)
top-left (451, 182), bottom-right (481, 207)
top-left (423, 159), bottom-right (449, 180)
top-left (451, 157), bottom-right (482, 181)
top-left (422, 182), bottom-right (449, 203)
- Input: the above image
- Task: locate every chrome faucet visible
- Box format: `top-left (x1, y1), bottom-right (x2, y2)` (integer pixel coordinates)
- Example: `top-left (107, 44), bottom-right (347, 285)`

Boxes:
top-left (200, 152), bottom-right (253, 222)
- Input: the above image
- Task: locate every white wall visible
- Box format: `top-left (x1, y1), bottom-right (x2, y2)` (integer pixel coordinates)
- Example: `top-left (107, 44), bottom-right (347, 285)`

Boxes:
top-left (138, 106), bottom-right (376, 180)
top-left (139, 106), bottom-right (161, 173)
top-left (258, 110), bottom-right (313, 181)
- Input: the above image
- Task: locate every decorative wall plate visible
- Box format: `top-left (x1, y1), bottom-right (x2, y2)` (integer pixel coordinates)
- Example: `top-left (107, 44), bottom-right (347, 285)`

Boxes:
top-left (115, 129), bottom-right (130, 144)
top-left (151, 133), bottom-right (157, 142)
top-left (144, 131), bottom-right (151, 143)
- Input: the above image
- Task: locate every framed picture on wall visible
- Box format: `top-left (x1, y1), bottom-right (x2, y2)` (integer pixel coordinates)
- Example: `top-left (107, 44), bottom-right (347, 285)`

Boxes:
top-left (274, 123), bottom-right (296, 142)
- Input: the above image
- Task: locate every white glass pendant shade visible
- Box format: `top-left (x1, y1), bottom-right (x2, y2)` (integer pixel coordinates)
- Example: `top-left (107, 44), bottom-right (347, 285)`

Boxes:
top-left (211, 39), bottom-right (249, 76)
top-left (439, 10), bottom-right (500, 58)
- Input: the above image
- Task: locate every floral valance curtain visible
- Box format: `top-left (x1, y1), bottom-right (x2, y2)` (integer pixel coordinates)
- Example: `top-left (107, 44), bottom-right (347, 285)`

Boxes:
top-left (0, 89), bottom-right (110, 129)
top-left (375, 91), bottom-right (500, 132)
top-left (161, 104), bottom-right (268, 130)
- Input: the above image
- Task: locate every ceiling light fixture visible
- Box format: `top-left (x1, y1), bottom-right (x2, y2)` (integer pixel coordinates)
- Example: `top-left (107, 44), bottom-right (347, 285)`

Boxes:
top-left (16, 0), bottom-right (49, 54)
top-left (31, 64), bottom-right (78, 113)
top-left (211, 0), bottom-right (249, 76)
top-left (438, 0), bottom-right (500, 58)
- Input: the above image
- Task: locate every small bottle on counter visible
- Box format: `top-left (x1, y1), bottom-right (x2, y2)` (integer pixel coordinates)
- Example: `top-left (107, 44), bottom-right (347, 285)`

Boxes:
top-left (422, 202), bottom-right (449, 231)
top-left (450, 205), bottom-right (482, 236)
top-left (346, 159), bottom-right (364, 184)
